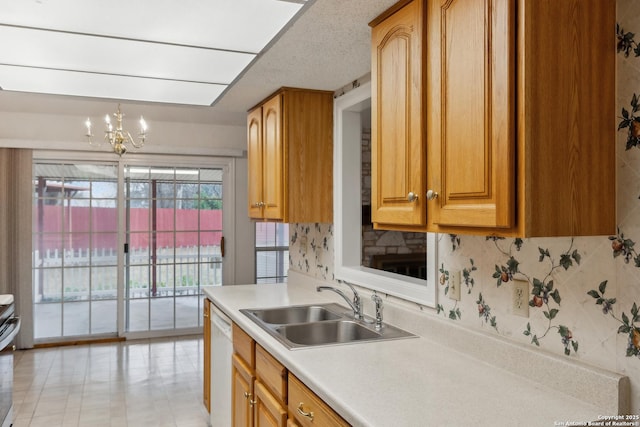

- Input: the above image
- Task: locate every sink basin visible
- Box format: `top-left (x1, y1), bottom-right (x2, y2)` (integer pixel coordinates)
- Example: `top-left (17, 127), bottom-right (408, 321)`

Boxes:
top-left (240, 303), bottom-right (416, 349)
top-left (275, 320), bottom-right (380, 346)
top-left (244, 304), bottom-right (342, 325)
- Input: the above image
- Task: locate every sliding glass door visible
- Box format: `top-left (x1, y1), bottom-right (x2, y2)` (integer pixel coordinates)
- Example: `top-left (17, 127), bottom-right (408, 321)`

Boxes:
top-left (32, 159), bottom-right (228, 342)
top-left (124, 166), bottom-right (223, 335)
top-left (32, 162), bottom-right (119, 340)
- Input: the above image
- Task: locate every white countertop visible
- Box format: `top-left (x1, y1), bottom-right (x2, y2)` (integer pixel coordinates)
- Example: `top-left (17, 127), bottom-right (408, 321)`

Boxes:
top-left (204, 281), bottom-right (626, 427)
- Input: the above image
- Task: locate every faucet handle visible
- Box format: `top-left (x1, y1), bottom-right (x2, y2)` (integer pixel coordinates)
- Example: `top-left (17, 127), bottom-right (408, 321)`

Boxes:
top-left (371, 294), bottom-right (383, 330)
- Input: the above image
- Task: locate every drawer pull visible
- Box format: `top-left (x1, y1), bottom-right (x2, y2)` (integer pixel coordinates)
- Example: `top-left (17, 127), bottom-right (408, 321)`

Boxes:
top-left (297, 402), bottom-right (314, 421)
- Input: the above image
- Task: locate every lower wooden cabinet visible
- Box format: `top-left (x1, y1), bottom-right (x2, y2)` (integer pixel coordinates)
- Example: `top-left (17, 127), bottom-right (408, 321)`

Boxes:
top-left (288, 374), bottom-right (349, 427)
top-left (232, 353), bottom-right (256, 427)
top-left (255, 381), bottom-right (287, 427)
top-left (230, 322), bottom-right (351, 427)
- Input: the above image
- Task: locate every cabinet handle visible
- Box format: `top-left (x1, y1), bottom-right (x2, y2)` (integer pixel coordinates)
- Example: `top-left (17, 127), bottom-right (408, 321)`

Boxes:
top-left (407, 192), bottom-right (418, 202)
top-left (244, 392), bottom-right (252, 399)
top-left (297, 402), bottom-right (314, 421)
top-left (203, 313), bottom-right (208, 318)
top-left (426, 190), bottom-right (439, 200)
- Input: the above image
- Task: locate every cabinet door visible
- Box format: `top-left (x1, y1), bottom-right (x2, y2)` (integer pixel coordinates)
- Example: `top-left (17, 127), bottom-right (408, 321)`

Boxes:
top-left (203, 299), bottom-right (211, 412)
top-left (370, 0), bottom-right (426, 227)
top-left (427, 0), bottom-right (515, 229)
top-left (262, 94), bottom-right (285, 221)
top-left (254, 381), bottom-right (287, 427)
top-left (248, 107), bottom-right (264, 219)
top-left (232, 353), bottom-right (256, 427)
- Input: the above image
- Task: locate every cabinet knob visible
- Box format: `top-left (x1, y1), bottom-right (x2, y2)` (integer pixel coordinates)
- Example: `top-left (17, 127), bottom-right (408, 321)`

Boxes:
top-left (426, 190), bottom-right (439, 200)
top-left (407, 192), bottom-right (418, 202)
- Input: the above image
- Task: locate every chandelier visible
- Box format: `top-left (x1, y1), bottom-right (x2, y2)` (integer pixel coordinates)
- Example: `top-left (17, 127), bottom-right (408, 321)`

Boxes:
top-left (85, 104), bottom-right (147, 156)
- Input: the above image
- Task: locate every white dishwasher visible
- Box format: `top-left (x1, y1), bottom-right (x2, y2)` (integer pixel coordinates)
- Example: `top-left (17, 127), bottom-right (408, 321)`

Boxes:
top-left (210, 303), bottom-right (233, 427)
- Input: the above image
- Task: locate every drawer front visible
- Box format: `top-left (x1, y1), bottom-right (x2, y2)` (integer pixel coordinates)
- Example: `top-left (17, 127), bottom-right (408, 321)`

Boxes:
top-left (288, 374), bottom-right (349, 427)
top-left (233, 322), bottom-right (255, 368)
top-left (256, 344), bottom-right (287, 402)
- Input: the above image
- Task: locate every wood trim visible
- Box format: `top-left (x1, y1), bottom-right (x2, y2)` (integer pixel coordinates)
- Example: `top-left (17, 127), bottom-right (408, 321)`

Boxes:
top-left (33, 336), bottom-right (125, 349)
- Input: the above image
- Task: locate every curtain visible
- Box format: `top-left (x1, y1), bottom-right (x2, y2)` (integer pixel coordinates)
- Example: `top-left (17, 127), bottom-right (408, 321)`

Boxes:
top-left (0, 148), bottom-right (33, 348)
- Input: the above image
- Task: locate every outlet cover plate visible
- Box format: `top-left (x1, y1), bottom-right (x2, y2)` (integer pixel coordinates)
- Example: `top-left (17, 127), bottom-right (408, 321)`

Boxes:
top-left (512, 279), bottom-right (529, 317)
top-left (449, 270), bottom-right (461, 301)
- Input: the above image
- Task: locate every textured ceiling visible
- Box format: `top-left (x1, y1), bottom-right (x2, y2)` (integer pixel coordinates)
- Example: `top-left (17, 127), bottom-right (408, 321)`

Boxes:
top-left (0, 0), bottom-right (399, 126)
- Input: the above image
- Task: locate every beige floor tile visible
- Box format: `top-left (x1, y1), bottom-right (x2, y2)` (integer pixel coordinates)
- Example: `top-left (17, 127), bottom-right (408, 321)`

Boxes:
top-left (13, 336), bottom-right (207, 427)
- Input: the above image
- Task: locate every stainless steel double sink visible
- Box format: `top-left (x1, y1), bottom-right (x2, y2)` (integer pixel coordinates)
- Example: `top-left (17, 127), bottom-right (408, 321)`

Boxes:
top-left (240, 303), bottom-right (415, 349)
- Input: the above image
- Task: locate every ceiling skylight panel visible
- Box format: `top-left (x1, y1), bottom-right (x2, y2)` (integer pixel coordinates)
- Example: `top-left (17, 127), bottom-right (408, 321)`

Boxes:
top-left (0, 26), bottom-right (255, 84)
top-left (0, 65), bottom-right (225, 106)
top-left (0, 0), bottom-right (305, 53)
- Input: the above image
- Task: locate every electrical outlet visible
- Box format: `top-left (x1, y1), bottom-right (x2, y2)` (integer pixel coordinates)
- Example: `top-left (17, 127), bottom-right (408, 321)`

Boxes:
top-left (449, 270), bottom-right (461, 301)
top-left (512, 279), bottom-right (529, 317)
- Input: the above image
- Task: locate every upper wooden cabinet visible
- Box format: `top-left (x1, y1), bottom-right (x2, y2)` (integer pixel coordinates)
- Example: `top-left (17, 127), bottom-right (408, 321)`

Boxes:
top-left (369, 0), bottom-right (616, 237)
top-left (370, 0), bottom-right (426, 228)
top-left (247, 88), bottom-right (333, 223)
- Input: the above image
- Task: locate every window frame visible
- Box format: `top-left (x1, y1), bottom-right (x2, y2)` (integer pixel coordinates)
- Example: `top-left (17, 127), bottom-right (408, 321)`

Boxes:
top-left (333, 81), bottom-right (437, 307)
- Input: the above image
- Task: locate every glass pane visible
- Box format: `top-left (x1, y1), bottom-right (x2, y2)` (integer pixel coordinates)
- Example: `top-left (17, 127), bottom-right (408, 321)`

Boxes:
top-left (155, 232), bottom-right (174, 250)
top-left (275, 224), bottom-right (289, 246)
top-left (175, 233), bottom-right (199, 261)
top-left (128, 243), bottom-right (149, 265)
top-left (92, 180), bottom-right (117, 198)
top-left (200, 232), bottom-right (221, 259)
top-left (200, 260), bottom-right (221, 286)
top-left (256, 223), bottom-right (288, 247)
top-left (151, 297), bottom-right (174, 330)
top-left (63, 267), bottom-right (90, 301)
top-left (34, 303), bottom-right (61, 339)
top-left (176, 182), bottom-right (199, 198)
top-left (157, 181), bottom-right (175, 198)
top-left (64, 202), bottom-right (90, 233)
top-left (200, 207), bottom-right (222, 231)
top-left (91, 233), bottom-right (118, 262)
top-left (92, 200), bottom-right (117, 232)
top-left (175, 203), bottom-right (198, 231)
top-left (176, 263), bottom-right (198, 293)
top-left (63, 180), bottom-right (91, 199)
top-left (129, 232), bottom-right (150, 251)
top-left (34, 233), bottom-right (63, 258)
top-left (130, 206), bottom-right (150, 231)
top-left (126, 180), bottom-right (150, 199)
top-left (35, 267), bottom-right (62, 302)
top-left (256, 222), bottom-right (274, 247)
top-left (63, 302), bottom-right (90, 336)
top-left (156, 201), bottom-right (175, 231)
top-left (128, 265), bottom-right (149, 297)
top-left (128, 298), bottom-right (149, 332)
top-left (200, 182), bottom-right (222, 199)
top-left (91, 266), bottom-right (117, 300)
top-left (150, 262), bottom-right (173, 294)
top-left (64, 233), bottom-right (90, 256)
top-left (175, 296), bottom-right (199, 329)
top-left (33, 203), bottom-right (63, 233)
top-left (91, 300), bottom-right (117, 334)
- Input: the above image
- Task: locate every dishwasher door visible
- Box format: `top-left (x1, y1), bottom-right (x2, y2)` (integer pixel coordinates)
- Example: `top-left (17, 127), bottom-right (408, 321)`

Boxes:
top-left (210, 304), bottom-right (233, 427)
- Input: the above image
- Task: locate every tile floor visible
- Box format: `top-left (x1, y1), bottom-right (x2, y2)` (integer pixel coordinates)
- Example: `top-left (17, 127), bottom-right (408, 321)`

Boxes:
top-left (11, 336), bottom-right (209, 427)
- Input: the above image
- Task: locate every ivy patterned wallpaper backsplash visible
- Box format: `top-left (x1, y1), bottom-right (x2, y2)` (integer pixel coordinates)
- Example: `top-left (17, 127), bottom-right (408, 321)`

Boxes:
top-left (290, 0), bottom-right (640, 413)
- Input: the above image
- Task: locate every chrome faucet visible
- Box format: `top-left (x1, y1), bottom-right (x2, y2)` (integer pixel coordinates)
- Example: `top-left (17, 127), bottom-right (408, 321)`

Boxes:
top-left (317, 282), bottom-right (363, 320)
top-left (371, 294), bottom-right (383, 331)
